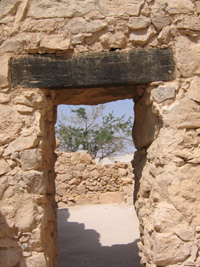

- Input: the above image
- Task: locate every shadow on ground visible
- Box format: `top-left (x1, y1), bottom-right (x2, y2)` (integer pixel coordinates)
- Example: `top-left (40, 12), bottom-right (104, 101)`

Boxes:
top-left (57, 208), bottom-right (141, 267)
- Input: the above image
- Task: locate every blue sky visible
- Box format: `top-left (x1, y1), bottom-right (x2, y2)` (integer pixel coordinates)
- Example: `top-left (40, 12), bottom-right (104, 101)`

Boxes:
top-left (57, 99), bottom-right (135, 122)
top-left (56, 99), bottom-right (135, 154)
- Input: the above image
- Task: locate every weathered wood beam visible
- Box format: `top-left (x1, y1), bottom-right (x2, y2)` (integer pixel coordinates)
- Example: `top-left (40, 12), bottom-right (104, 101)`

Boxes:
top-left (11, 49), bottom-right (175, 89)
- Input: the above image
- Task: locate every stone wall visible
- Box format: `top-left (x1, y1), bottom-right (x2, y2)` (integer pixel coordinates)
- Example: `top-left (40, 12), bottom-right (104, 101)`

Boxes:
top-left (1, 0), bottom-right (200, 266)
top-left (55, 151), bottom-right (134, 207)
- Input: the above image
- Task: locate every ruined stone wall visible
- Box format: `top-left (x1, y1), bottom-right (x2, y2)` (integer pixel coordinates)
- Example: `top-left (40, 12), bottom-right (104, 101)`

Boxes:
top-left (1, 0), bottom-right (200, 266)
top-left (55, 151), bottom-right (134, 207)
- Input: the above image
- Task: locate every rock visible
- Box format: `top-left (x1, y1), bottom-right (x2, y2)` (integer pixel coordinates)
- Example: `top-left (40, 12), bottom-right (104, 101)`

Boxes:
top-left (19, 149), bottom-right (42, 171)
top-left (0, 0), bottom-right (21, 20)
top-left (67, 18), bottom-right (107, 34)
top-left (152, 15), bottom-right (171, 30)
top-left (100, 32), bottom-right (127, 49)
top-left (79, 153), bottom-right (93, 164)
top-left (28, 0), bottom-right (75, 19)
top-left (97, 0), bottom-right (144, 16)
top-left (165, 0), bottom-right (194, 14)
top-left (25, 252), bottom-right (46, 267)
top-left (0, 55), bottom-right (9, 87)
top-left (177, 16), bottom-right (200, 31)
top-left (130, 26), bottom-right (157, 45)
top-left (3, 135), bottom-right (38, 156)
top-left (99, 192), bottom-right (124, 204)
top-left (0, 38), bottom-right (24, 53)
top-left (23, 171), bottom-right (46, 194)
top-left (128, 17), bottom-right (151, 30)
top-left (175, 36), bottom-right (200, 77)
top-left (0, 105), bottom-right (23, 146)
top-left (15, 193), bottom-right (36, 231)
top-left (153, 202), bottom-right (183, 233)
top-left (0, 159), bottom-right (11, 175)
top-left (197, 2), bottom-right (200, 14)
top-left (0, 177), bottom-right (8, 200)
top-left (151, 86), bottom-right (175, 103)
top-left (175, 227), bottom-right (195, 242)
top-left (0, 247), bottom-right (20, 267)
top-left (153, 233), bottom-right (191, 266)
top-left (40, 35), bottom-right (70, 51)
top-left (15, 104), bottom-right (33, 114)
top-left (188, 76), bottom-right (200, 102)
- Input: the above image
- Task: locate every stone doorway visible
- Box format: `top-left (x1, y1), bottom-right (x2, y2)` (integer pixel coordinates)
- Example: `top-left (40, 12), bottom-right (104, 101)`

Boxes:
top-left (5, 48), bottom-right (195, 267)
top-left (53, 99), bottom-right (138, 264)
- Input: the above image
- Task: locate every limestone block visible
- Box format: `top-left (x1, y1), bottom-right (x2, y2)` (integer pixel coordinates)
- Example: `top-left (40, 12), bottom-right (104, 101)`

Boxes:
top-left (0, 105), bottom-right (23, 146)
top-left (118, 168), bottom-right (128, 176)
top-left (90, 170), bottom-right (99, 180)
top-left (99, 192), bottom-right (124, 204)
top-left (130, 26), bottom-right (157, 45)
top-left (15, 194), bottom-right (36, 231)
top-left (67, 18), bottom-right (107, 34)
top-left (0, 247), bottom-right (20, 267)
top-left (151, 86), bottom-right (175, 103)
top-left (79, 153), bottom-right (93, 164)
top-left (153, 233), bottom-right (191, 266)
top-left (28, 0), bottom-right (74, 18)
top-left (40, 35), bottom-right (70, 51)
top-left (165, 0), bottom-right (194, 14)
top-left (188, 76), bottom-right (200, 103)
top-left (0, 55), bottom-right (9, 87)
top-left (128, 17), bottom-right (150, 30)
top-left (15, 104), bottom-right (33, 114)
top-left (0, 93), bottom-right (10, 104)
top-left (75, 163), bottom-right (86, 172)
top-left (0, 159), bottom-right (11, 175)
top-left (196, 2), bottom-right (200, 14)
top-left (153, 202), bottom-right (183, 233)
top-left (29, 227), bottom-right (43, 251)
top-left (100, 32), bottom-right (127, 49)
top-left (164, 98), bottom-right (200, 129)
top-left (23, 171), bottom-right (46, 194)
top-left (133, 95), bottom-right (160, 150)
top-left (97, 0), bottom-right (144, 16)
top-left (71, 33), bottom-right (85, 45)
top-left (0, 38), bottom-right (24, 53)
top-left (23, 18), bottom-right (57, 32)
top-left (177, 16), bottom-right (200, 31)
top-left (0, 177), bottom-right (8, 200)
top-left (4, 135), bottom-right (38, 156)
top-left (0, 237), bottom-right (19, 248)
top-left (175, 36), bottom-right (200, 77)
top-left (175, 227), bottom-right (195, 242)
top-left (0, 0), bottom-right (21, 20)
top-left (13, 90), bottom-right (48, 109)
top-left (152, 15), bottom-right (171, 30)
top-left (19, 149), bottom-right (42, 171)
top-left (25, 252), bottom-right (46, 267)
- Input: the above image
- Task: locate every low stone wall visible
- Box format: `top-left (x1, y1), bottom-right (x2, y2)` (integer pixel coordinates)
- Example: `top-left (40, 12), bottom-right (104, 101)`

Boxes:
top-left (55, 151), bottom-right (134, 207)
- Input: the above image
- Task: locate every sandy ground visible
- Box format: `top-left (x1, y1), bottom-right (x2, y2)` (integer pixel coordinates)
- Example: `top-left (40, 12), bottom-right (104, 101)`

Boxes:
top-left (57, 204), bottom-right (141, 267)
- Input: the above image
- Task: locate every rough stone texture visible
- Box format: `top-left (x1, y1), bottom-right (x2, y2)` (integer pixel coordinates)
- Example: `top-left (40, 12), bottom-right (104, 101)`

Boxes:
top-left (55, 151), bottom-right (134, 206)
top-left (1, 0), bottom-right (200, 266)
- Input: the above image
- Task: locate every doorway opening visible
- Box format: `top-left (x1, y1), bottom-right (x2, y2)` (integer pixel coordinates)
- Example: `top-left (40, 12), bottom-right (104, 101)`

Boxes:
top-left (54, 99), bottom-right (141, 266)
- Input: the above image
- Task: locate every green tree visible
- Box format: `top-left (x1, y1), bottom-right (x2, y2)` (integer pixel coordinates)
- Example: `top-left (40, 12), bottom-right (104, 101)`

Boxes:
top-left (55, 105), bottom-right (133, 161)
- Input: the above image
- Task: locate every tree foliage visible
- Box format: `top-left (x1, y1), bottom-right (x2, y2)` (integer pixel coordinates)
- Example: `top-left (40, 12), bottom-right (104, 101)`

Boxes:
top-left (55, 105), bottom-right (133, 161)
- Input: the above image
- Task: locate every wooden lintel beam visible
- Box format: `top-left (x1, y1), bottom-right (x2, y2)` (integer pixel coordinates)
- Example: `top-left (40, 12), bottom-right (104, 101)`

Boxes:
top-left (11, 49), bottom-right (175, 90)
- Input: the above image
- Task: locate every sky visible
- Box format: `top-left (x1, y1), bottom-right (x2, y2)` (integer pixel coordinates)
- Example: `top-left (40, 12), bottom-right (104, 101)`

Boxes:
top-left (56, 99), bottom-right (136, 154)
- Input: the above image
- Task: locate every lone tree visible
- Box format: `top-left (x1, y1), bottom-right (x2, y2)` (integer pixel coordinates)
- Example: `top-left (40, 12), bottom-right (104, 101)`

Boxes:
top-left (55, 105), bottom-right (133, 161)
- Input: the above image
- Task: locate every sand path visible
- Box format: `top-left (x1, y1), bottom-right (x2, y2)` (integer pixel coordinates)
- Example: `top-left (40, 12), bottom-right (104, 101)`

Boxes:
top-left (57, 204), bottom-right (141, 267)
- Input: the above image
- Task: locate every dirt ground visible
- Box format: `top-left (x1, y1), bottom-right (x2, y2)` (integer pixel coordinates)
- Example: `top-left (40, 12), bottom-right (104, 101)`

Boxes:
top-left (57, 204), bottom-right (141, 267)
